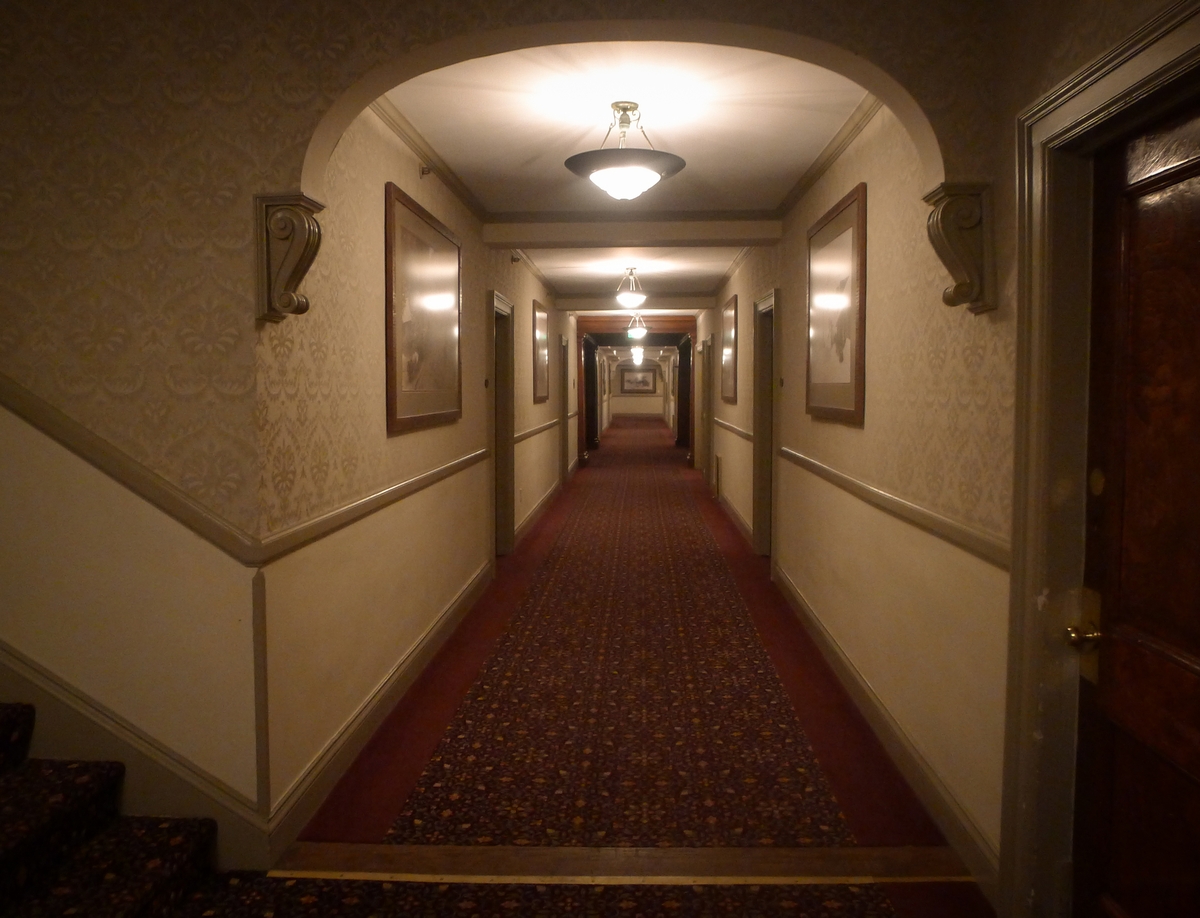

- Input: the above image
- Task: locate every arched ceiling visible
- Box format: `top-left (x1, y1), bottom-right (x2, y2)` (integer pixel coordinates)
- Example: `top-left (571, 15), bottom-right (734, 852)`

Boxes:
top-left (382, 41), bottom-right (870, 304)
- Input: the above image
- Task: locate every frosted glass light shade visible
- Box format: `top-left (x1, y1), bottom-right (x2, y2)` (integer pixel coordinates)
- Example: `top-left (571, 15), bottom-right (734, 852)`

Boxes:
top-left (589, 166), bottom-right (661, 200)
top-left (616, 290), bottom-right (647, 308)
top-left (626, 325), bottom-right (647, 340)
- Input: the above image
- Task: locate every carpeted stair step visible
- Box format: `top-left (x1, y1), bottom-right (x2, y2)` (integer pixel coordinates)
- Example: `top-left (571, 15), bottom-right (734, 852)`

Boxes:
top-left (0, 758), bottom-right (124, 910)
top-left (14, 815), bottom-right (216, 917)
top-left (0, 705), bottom-right (35, 774)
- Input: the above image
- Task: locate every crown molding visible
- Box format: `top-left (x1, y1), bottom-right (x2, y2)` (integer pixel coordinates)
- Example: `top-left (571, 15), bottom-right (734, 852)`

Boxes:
top-left (777, 93), bottom-right (882, 218)
top-left (369, 98), bottom-right (489, 222)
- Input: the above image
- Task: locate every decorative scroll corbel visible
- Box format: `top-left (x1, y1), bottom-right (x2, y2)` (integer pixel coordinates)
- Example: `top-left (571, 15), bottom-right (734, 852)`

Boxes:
top-left (255, 193), bottom-right (325, 322)
top-left (924, 183), bottom-right (995, 314)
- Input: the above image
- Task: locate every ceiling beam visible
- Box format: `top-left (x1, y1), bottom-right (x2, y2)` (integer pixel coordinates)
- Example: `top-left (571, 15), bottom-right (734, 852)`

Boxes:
top-left (482, 220), bottom-right (782, 249)
top-left (559, 296), bottom-right (712, 311)
top-left (577, 314), bottom-right (697, 336)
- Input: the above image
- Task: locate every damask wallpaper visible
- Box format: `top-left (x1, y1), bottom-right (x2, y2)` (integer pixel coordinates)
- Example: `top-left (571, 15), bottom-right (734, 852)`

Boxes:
top-left (771, 107), bottom-right (1015, 540)
top-left (0, 0), bottom-right (1169, 540)
top-left (257, 108), bottom-right (506, 535)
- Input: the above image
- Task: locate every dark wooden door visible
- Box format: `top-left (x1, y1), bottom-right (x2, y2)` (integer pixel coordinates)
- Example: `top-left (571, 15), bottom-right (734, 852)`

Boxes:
top-left (1079, 101), bottom-right (1200, 918)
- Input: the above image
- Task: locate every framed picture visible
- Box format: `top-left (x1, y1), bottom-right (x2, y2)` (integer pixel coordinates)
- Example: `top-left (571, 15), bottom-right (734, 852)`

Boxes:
top-left (720, 295), bottom-right (738, 403)
top-left (533, 301), bottom-right (549, 403)
top-left (621, 368), bottom-right (657, 394)
top-left (384, 182), bottom-right (462, 434)
top-left (806, 182), bottom-right (867, 425)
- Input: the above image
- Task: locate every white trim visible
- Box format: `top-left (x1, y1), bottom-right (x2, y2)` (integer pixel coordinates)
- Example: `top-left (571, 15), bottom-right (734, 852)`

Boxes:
top-left (0, 639), bottom-right (261, 817)
top-left (492, 290), bottom-right (514, 316)
top-left (780, 447), bottom-right (1010, 569)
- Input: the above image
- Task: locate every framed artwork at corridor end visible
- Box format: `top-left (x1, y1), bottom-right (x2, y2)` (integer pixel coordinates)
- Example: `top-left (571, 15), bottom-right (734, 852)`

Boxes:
top-left (533, 301), bottom-right (549, 403)
top-left (384, 181), bottom-right (462, 434)
top-left (720, 295), bottom-right (738, 403)
top-left (621, 368), bottom-right (657, 394)
top-left (806, 182), bottom-right (867, 426)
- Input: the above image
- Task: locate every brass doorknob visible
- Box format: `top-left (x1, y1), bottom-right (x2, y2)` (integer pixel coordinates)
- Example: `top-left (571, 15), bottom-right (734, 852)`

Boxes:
top-left (1065, 624), bottom-right (1103, 649)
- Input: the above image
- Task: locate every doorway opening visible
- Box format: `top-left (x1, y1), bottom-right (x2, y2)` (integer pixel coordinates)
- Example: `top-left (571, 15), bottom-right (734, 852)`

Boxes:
top-left (493, 292), bottom-right (515, 555)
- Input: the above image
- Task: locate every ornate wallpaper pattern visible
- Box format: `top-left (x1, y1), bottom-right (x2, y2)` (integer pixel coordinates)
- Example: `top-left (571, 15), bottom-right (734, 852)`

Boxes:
top-left (769, 107), bottom-right (1015, 539)
top-left (0, 0), bottom-right (1170, 538)
top-left (257, 109), bottom-right (497, 534)
top-left (257, 104), bottom-right (558, 534)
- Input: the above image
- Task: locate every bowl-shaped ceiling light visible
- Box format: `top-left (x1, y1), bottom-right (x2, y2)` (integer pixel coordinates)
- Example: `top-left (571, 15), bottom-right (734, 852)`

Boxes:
top-left (616, 267), bottom-right (646, 308)
top-left (626, 313), bottom-right (648, 340)
top-left (565, 102), bottom-right (685, 201)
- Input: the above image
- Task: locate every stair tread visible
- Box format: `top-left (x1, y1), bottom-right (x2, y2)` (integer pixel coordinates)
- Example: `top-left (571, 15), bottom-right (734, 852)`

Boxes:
top-left (0, 759), bottom-right (125, 908)
top-left (0, 704), bottom-right (35, 773)
top-left (0, 759), bottom-right (125, 857)
top-left (16, 815), bottom-right (215, 916)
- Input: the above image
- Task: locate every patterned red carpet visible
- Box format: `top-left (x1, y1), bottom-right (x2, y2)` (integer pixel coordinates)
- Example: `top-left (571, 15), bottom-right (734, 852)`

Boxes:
top-left (386, 417), bottom-right (852, 849)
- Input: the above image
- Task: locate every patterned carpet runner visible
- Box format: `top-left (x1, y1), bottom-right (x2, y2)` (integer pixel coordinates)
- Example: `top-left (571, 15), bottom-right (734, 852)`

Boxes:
top-left (387, 417), bottom-right (854, 849)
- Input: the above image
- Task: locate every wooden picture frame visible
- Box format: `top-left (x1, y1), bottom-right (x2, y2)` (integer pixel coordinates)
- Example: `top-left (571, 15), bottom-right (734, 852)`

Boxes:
top-left (532, 301), bottom-right (549, 403)
top-left (806, 182), bottom-right (867, 425)
top-left (384, 182), bottom-right (462, 434)
top-left (720, 295), bottom-right (738, 403)
top-left (621, 368), bottom-right (657, 394)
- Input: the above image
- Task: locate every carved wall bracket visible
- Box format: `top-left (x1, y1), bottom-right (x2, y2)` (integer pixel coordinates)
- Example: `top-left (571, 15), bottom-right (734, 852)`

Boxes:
top-left (255, 193), bottom-right (325, 322)
top-left (924, 183), bottom-right (995, 314)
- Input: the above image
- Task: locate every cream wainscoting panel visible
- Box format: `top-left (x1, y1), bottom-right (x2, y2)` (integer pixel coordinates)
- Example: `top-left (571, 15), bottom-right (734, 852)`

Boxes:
top-left (0, 406), bottom-right (258, 801)
top-left (713, 423), bottom-right (754, 539)
top-left (775, 458), bottom-right (1008, 855)
top-left (514, 426), bottom-right (562, 533)
top-left (609, 395), bottom-right (664, 416)
top-left (264, 459), bottom-right (491, 810)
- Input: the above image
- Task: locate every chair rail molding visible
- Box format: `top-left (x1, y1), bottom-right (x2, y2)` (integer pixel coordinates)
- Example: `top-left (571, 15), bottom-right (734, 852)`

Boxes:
top-left (255, 193), bottom-right (324, 322)
top-left (924, 183), bottom-right (995, 314)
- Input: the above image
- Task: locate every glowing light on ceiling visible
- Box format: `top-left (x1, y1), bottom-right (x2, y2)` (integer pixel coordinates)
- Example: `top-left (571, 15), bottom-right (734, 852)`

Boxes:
top-left (615, 267), bottom-right (646, 308)
top-left (565, 102), bottom-right (685, 201)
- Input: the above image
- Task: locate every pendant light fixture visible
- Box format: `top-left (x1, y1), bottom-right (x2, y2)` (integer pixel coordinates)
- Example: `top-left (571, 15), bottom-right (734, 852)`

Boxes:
top-left (626, 313), bottom-right (647, 340)
top-left (616, 268), bottom-right (646, 308)
top-left (565, 102), bottom-right (686, 201)
top-left (631, 346), bottom-right (644, 366)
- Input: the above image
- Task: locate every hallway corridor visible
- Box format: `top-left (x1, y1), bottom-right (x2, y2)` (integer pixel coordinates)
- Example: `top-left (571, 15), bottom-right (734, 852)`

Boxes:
top-left (221, 417), bottom-right (999, 916)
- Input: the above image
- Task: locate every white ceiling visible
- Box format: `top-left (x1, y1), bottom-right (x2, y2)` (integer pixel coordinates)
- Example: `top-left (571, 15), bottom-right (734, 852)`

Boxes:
top-left (384, 42), bottom-right (867, 302)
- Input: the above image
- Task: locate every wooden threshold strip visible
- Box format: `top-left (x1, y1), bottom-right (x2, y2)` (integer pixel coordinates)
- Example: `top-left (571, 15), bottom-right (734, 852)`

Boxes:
top-left (271, 843), bottom-right (972, 886)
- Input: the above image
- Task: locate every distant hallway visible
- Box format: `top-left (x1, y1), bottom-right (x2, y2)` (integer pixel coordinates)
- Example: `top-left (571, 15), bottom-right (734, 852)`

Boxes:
top-left (280, 416), bottom-right (994, 917)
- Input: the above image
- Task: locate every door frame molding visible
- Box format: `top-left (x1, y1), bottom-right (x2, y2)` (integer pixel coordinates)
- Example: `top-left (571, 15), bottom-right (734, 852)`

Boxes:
top-left (1004, 5), bottom-right (1200, 916)
top-left (491, 292), bottom-right (515, 555)
top-left (752, 290), bottom-right (777, 557)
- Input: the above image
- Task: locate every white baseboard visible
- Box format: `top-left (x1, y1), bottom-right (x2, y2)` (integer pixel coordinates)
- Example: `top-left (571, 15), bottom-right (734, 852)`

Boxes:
top-left (514, 481), bottom-right (560, 546)
top-left (772, 563), bottom-right (1000, 907)
top-left (718, 493), bottom-right (754, 548)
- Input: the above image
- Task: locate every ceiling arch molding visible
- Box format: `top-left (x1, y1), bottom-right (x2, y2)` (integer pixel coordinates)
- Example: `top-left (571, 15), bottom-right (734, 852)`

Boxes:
top-left (300, 20), bottom-right (952, 206)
